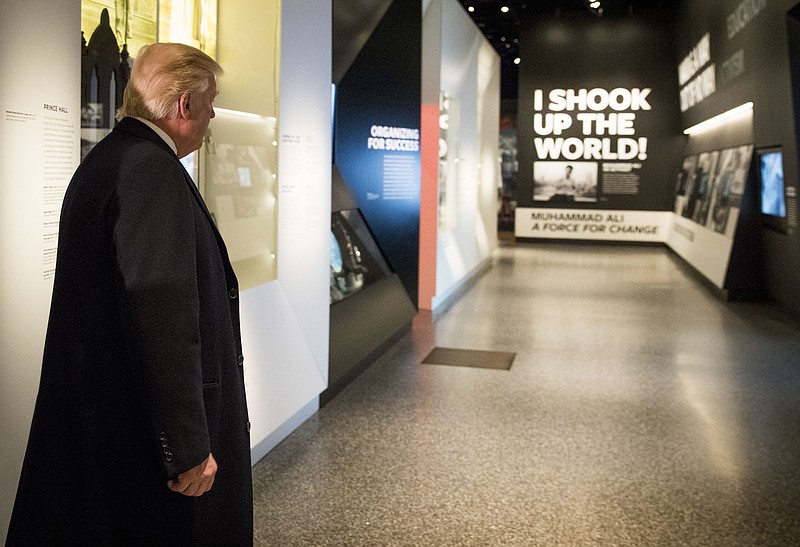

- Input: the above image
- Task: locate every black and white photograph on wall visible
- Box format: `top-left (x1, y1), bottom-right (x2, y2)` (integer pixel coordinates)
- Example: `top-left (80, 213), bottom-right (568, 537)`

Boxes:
top-left (682, 150), bottom-right (719, 225)
top-left (533, 161), bottom-right (598, 203)
top-left (674, 155), bottom-right (697, 216)
top-left (675, 155), bottom-right (697, 196)
top-left (706, 144), bottom-right (753, 236)
top-left (500, 115), bottom-right (518, 199)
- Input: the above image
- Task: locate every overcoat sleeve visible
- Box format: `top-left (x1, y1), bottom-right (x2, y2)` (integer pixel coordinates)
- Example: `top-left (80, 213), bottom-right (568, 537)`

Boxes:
top-left (112, 148), bottom-right (210, 479)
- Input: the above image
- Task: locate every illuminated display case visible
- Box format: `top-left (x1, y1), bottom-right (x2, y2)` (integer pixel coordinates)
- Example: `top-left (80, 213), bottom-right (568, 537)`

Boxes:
top-left (330, 210), bottom-right (392, 304)
top-left (80, 1), bottom-right (281, 290)
top-left (80, 0), bottom-right (219, 159)
top-left (199, 110), bottom-right (279, 289)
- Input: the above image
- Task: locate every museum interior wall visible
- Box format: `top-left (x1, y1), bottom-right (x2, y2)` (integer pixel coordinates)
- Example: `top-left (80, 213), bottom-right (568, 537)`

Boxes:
top-left (674, 0), bottom-right (800, 314)
top-left (0, 1), bottom-right (80, 539)
top-left (241, 0), bottom-right (332, 465)
top-left (0, 0), bottom-right (332, 540)
top-left (327, 0), bottom-right (420, 401)
top-left (515, 9), bottom-right (684, 243)
top-left (333, 0), bottom-right (422, 306)
top-left (515, 0), bottom-right (800, 314)
top-left (421, 0), bottom-right (501, 312)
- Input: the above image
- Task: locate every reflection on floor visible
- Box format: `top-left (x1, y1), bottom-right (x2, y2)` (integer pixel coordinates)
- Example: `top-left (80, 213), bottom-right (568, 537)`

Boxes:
top-left (251, 243), bottom-right (800, 546)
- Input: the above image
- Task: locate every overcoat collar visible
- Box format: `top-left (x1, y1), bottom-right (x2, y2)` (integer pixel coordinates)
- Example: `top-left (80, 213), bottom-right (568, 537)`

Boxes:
top-left (112, 117), bottom-right (238, 288)
top-left (114, 116), bottom-right (177, 157)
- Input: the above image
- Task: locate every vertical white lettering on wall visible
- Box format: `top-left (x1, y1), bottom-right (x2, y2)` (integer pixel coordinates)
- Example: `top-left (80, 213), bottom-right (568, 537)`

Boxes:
top-left (678, 33), bottom-right (716, 112)
top-left (727, 0), bottom-right (768, 40)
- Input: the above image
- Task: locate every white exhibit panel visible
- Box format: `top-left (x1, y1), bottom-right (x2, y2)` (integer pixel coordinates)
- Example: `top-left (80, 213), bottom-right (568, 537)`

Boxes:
top-left (276, 0), bottom-right (332, 380)
top-left (238, 0), bottom-right (332, 459)
top-left (476, 39), bottom-right (501, 261)
top-left (0, 0), bottom-right (81, 539)
top-left (666, 142), bottom-right (755, 290)
top-left (667, 214), bottom-right (734, 289)
top-left (430, 0), bottom-right (500, 310)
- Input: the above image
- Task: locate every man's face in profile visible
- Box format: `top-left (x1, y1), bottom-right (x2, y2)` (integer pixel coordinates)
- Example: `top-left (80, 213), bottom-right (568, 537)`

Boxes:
top-left (185, 76), bottom-right (217, 154)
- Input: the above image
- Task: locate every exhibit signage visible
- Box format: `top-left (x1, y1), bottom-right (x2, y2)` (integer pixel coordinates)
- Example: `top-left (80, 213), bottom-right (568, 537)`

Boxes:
top-left (515, 12), bottom-right (681, 229)
top-left (364, 123), bottom-right (420, 202)
top-left (367, 124), bottom-right (420, 152)
top-left (533, 87), bottom-right (650, 162)
top-left (726, 0), bottom-right (767, 39)
top-left (531, 86), bottom-right (657, 204)
top-left (515, 208), bottom-right (670, 242)
top-left (41, 102), bottom-right (78, 278)
top-left (677, 0), bottom-right (772, 121)
top-left (678, 33), bottom-right (716, 112)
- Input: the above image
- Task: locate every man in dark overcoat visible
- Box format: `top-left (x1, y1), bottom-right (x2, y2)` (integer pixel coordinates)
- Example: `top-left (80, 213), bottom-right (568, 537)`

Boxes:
top-left (7, 43), bottom-right (253, 545)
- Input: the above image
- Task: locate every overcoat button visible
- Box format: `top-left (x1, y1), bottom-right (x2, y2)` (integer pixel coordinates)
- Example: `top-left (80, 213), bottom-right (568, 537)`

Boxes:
top-left (247, 421), bottom-right (251, 432)
top-left (228, 288), bottom-right (238, 299)
top-left (237, 355), bottom-right (244, 367)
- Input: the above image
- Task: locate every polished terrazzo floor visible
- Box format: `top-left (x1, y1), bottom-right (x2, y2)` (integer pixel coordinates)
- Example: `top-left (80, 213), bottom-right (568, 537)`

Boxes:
top-left (251, 243), bottom-right (800, 546)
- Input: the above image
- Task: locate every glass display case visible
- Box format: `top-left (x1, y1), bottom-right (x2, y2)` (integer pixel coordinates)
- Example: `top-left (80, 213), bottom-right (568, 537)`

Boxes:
top-left (330, 209), bottom-right (392, 304)
top-left (199, 109), bottom-right (279, 289)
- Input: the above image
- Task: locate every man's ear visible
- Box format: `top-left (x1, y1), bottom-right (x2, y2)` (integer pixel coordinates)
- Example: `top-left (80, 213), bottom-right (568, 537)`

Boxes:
top-left (178, 92), bottom-right (191, 119)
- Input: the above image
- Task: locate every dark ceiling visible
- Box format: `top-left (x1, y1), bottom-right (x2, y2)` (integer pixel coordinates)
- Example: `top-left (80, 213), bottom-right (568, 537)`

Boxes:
top-left (457, 0), bottom-right (676, 100)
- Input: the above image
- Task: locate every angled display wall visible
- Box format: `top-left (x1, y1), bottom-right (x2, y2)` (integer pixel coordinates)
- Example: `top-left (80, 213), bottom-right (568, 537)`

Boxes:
top-left (327, 0), bottom-right (419, 401)
top-left (420, 0), bottom-right (500, 311)
top-left (674, 0), bottom-right (800, 313)
top-left (333, 0), bottom-right (422, 305)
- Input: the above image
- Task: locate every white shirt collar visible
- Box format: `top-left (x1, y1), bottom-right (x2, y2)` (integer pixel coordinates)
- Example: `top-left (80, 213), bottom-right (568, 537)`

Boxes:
top-left (134, 117), bottom-right (178, 156)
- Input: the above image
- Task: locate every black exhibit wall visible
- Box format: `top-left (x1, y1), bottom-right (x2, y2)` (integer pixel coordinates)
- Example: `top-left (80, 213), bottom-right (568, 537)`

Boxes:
top-left (333, 0), bottom-right (422, 305)
top-left (675, 0), bottom-right (800, 315)
top-left (326, 0), bottom-right (420, 403)
top-left (517, 10), bottom-right (683, 213)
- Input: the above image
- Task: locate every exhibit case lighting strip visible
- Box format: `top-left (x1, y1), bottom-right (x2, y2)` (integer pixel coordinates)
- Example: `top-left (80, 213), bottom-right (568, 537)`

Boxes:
top-left (214, 107), bottom-right (266, 119)
top-left (683, 102), bottom-right (754, 135)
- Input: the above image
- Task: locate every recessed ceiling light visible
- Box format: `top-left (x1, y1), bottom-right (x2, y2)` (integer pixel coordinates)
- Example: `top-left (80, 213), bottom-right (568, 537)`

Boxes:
top-left (468, 6), bottom-right (474, 12)
top-left (501, 6), bottom-right (510, 13)
top-left (514, 58), bottom-right (521, 65)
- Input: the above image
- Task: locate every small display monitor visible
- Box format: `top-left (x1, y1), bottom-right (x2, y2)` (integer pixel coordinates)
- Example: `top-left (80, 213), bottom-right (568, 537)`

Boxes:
top-left (757, 147), bottom-right (787, 233)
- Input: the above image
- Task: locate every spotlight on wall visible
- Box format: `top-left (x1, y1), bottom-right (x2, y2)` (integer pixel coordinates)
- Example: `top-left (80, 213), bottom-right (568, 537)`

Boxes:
top-left (682, 102), bottom-right (754, 135)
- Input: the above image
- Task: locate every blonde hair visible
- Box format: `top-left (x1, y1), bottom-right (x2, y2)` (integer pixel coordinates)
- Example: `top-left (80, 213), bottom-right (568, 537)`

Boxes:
top-left (116, 43), bottom-right (222, 121)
